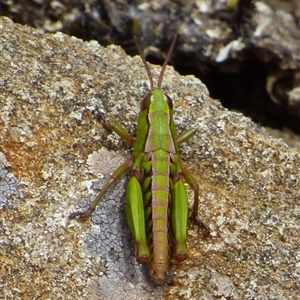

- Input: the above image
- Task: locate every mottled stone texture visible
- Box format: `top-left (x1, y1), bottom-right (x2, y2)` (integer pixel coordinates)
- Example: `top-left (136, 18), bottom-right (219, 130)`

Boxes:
top-left (0, 17), bottom-right (300, 299)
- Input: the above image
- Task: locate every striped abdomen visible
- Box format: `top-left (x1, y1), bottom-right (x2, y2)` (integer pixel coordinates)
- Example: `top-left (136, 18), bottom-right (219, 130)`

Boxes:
top-left (145, 149), bottom-right (171, 284)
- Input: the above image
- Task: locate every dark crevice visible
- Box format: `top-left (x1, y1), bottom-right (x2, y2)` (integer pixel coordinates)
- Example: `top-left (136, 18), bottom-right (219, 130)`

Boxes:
top-left (144, 52), bottom-right (300, 135)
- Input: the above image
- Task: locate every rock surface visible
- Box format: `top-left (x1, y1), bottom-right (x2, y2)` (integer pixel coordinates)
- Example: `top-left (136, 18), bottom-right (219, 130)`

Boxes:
top-left (0, 17), bottom-right (300, 299)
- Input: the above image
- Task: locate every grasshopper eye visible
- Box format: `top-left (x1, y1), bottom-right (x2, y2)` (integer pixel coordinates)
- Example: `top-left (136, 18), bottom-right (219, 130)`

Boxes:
top-left (141, 93), bottom-right (152, 110)
top-left (166, 95), bottom-right (173, 109)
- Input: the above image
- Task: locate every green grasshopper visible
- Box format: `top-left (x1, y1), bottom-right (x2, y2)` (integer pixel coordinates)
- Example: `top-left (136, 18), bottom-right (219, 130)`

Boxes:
top-left (70, 36), bottom-right (208, 285)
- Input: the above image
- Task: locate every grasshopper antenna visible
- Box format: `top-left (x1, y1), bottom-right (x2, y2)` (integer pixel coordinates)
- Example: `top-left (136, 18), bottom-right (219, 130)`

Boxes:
top-left (134, 35), bottom-right (178, 90)
top-left (134, 36), bottom-right (154, 90)
top-left (157, 35), bottom-right (177, 89)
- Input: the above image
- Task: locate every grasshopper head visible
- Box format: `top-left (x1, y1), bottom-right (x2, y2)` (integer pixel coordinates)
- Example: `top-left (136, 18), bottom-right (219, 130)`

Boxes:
top-left (140, 88), bottom-right (173, 112)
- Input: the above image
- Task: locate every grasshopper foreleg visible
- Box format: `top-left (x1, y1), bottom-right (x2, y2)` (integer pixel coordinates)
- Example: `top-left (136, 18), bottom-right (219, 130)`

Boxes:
top-left (105, 122), bottom-right (135, 147)
top-left (98, 114), bottom-right (135, 147)
top-left (176, 128), bottom-right (196, 145)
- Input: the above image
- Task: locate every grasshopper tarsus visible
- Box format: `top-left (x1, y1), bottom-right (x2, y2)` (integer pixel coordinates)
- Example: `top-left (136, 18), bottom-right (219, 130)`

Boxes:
top-left (191, 215), bottom-right (210, 237)
top-left (95, 112), bottom-right (108, 127)
top-left (69, 207), bottom-right (94, 220)
top-left (98, 115), bottom-right (136, 147)
top-left (97, 114), bottom-right (113, 133)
